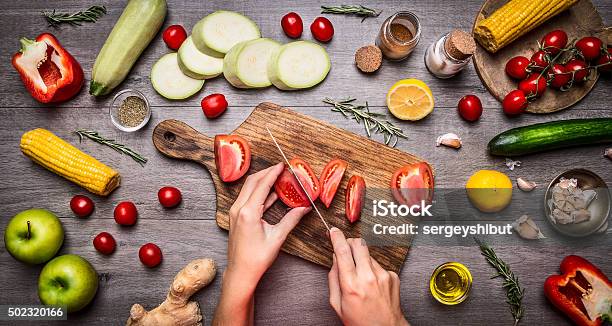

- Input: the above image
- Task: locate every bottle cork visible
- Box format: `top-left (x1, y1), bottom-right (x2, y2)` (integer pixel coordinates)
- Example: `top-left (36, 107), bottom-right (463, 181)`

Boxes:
top-left (444, 30), bottom-right (476, 61)
top-left (355, 45), bottom-right (383, 73)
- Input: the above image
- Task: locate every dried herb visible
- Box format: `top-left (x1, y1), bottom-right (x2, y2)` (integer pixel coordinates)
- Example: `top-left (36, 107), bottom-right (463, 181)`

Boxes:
top-left (118, 96), bottom-right (147, 128)
top-left (475, 238), bottom-right (525, 326)
top-left (42, 5), bottom-right (107, 27)
top-left (323, 97), bottom-right (406, 147)
top-left (75, 130), bottom-right (147, 166)
top-left (321, 5), bottom-right (381, 21)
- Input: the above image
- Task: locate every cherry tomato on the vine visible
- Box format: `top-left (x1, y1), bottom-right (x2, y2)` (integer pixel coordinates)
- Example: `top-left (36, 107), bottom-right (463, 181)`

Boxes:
top-left (162, 25), bottom-right (187, 50)
top-left (201, 93), bottom-right (228, 119)
top-left (502, 90), bottom-right (528, 116)
top-left (530, 50), bottom-right (549, 72)
top-left (505, 56), bottom-right (531, 80)
top-left (158, 186), bottom-right (182, 208)
top-left (575, 36), bottom-right (603, 61)
top-left (518, 74), bottom-right (547, 98)
top-left (139, 243), bottom-right (162, 268)
top-left (114, 201), bottom-right (138, 226)
top-left (310, 17), bottom-right (334, 42)
top-left (93, 232), bottom-right (116, 255)
top-left (565, 59), bottom-right (589, 83)
top-left (457, 95), bottom-right (483, 122)
top-left (281, 12), bottom-right (303, 38)
top-left (547, 64), bottom-right (571, 89)
top-left (596, 48), bottom-right (612, 73)
top-left (540, 30), bottom-right (568, 55)
top-left (70, 195), bottom-right (95, 218)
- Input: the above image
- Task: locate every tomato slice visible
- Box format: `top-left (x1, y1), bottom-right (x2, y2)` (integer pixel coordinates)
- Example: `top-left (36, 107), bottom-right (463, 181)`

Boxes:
top-left (214, 135), bottom-right (251, 182)
top-left (275, 158), bottom-right (320, 208)
top-left (319, 159), bottom-right (348, 208)
top-left (391, 162), bottom-right (434, 206)
top-left (345, 175), bottom-right (365, 223)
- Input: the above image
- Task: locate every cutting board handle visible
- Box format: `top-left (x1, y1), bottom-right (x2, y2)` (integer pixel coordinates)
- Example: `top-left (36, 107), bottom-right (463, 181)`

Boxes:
top-left (152, 120), bottom-right (215, 168)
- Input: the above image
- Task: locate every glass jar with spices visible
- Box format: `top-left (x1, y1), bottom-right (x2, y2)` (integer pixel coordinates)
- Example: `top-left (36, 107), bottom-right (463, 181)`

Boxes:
top-left (109, 89), bottom-right (151, 132)
top-left (376, 11), bottom-right (421, 60)
top-left (425, 30), bottom-right (476, 78)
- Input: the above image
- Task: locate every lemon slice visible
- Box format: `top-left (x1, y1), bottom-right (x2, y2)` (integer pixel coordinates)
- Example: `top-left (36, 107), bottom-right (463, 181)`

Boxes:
top-left (386, 79), bottom-right (434, 121)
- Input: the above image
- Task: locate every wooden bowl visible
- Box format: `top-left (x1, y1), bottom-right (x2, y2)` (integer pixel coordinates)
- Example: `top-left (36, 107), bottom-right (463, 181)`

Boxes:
top-left (472, 0), bottom-right (609, 114)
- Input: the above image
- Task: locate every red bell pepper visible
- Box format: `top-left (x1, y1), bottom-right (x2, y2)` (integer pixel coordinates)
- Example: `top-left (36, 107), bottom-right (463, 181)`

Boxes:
top-left (12, 33), bottom-right (84, 103)
top-left (544, 255), bottom-right (611, 326)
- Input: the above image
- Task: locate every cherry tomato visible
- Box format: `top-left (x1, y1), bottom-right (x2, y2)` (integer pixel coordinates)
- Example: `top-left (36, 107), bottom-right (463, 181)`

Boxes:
top-left (275, 158), bottom-right (320, 208)
top-left (319, 159), bottom-right (348, 208)
top-left (575, 36), bottom-right (603, 61)
top-left (565, 59), bottom-right (589, 83)
top-left (457, 95), bottom-right (483, 122)
top-left (281, 12), bottom-right (303, 38)
top-left (540, 30), bottom-right (567, 55)
top-left (547, 64), bottom-right (571, 89)
top-left (530, 50), bottom-right (549, 72)
top-left (518, 74), bottom-right (547, 97)
top-left (201, 94), bottom-right (228, 119)
top-left (390, 162), bottom-right (434, 207)
top-left (158, 186), bottom-right (182, 208)
top-left (502, 90), bottom-right (528, 116)
top-left (596, 48), bottom-right (612, 72)
top-left (310, 17), bottom-right (334, 42)
top-left (139, 243), bottom-right (162, 268)
top-left (345, 175), bottom-right (365, 224)
top-left (93, 232), bottom-right (116, 255)
top-left (162, 25), bottom-right (187, 50)
top-left (505, 56), bottom-right (531, 80)
top-left (114, 201), bottom-right (138, 226)
top-left (214, 135), bottom-right (251, 182)
top-left (70, 195), bottom-right (95, 218)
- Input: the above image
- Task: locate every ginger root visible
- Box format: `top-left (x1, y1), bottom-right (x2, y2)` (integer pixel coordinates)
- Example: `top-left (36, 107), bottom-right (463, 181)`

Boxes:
top-left (126, 258), bottom-right (217, 326)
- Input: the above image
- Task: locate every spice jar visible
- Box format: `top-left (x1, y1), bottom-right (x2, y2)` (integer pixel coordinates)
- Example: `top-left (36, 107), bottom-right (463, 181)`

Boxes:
top-left (425, 30), bottom-right (476, 78)
top-left (109, 89), bottom-right (151, 132)
top-left (376, 11), bottom-right (421, 60)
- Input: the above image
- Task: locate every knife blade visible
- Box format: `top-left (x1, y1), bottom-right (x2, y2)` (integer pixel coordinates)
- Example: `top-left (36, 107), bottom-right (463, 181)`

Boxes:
top-left (266, 127), bottom-right (331, 231)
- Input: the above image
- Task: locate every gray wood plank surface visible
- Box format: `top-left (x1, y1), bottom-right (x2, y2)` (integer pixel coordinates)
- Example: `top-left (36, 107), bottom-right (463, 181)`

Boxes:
top-left (0, 0), bottom-right (610, 325)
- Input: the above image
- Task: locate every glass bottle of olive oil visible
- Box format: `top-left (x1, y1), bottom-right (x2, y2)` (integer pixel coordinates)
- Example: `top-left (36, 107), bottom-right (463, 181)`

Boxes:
top-left (430, 262), bottom-right (472, 305)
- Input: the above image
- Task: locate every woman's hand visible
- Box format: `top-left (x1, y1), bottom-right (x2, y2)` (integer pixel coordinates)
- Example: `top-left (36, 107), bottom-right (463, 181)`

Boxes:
top-left (213, 163), bottom-right (311, 326)
top-left (328, 227), bottom-right (409, 326)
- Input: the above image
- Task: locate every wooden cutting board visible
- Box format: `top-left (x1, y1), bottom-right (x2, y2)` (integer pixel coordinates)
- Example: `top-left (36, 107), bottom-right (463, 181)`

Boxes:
top-left (152, 102), bottom-right (429, 272)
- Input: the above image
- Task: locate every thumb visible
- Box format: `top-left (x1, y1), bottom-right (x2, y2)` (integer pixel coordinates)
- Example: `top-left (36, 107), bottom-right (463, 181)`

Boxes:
top-left (273, 206), bottom-right (311, 240)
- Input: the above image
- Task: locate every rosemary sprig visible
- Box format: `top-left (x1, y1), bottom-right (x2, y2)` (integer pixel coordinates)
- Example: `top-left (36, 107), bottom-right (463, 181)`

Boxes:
top-left (475, 238), bottom-right (525, 326)
top-left (75, 130), bottom-right (147, 166)
top-left (42, 5), bottom-right (107, 27)
top-left (323, 97), bottom-right (407, 147)
top-left (321, 5), bottom-right (381, 21)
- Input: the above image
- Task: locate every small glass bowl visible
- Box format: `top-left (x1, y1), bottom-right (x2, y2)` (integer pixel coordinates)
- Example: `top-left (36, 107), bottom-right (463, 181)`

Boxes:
top-left (109, 89), bottom-right (151, 132)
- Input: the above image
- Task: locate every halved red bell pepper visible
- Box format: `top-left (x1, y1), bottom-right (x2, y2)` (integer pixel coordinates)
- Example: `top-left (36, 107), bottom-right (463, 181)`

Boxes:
top-left (544, 255), bottom-right (611, 326)
top-left (12, 33), bottom-right (84, 103)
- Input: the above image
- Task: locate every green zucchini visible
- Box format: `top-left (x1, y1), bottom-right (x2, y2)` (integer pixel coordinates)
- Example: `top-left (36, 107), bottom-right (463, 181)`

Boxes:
top-left (488, 118), bottom-right (612, 156)
top-left (90, 0), bottom-right (167, 96)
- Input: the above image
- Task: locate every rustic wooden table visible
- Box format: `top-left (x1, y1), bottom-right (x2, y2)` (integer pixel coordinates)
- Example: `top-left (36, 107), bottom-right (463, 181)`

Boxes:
top-left (0, 0), bottom-right (610, 325)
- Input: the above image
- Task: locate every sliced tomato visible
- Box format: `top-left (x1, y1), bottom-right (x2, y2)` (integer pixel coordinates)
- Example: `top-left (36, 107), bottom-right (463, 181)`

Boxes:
top-left (319, 159), bottom-right (348, 208)
top-left (214, 135), bottom-right (251, 182)
top-left (391, 162), bottom-right (434, 206)
top-left (274, 158), bottom-right (320, 208)
top-left (345, 175), bottom-right (365, 223)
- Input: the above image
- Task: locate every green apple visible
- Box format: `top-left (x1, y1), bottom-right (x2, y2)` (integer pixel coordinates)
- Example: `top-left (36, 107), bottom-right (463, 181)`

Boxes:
top-left (38, 254), bottom-right (99, 313)
top-left (4, 208), bottom-right (64, 264)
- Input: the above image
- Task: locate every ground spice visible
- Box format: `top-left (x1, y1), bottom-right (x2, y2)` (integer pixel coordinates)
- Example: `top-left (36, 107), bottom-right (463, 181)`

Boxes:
top-left (118, 96), bottom-right (147, 127)
top-left (355, 45), bottom-right (383, 73)
top-left (390, 23), bottom-right (413, 43)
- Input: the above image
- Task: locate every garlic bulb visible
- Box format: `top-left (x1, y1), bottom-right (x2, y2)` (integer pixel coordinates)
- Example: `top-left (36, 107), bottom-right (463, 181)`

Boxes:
top-left (517, 177), bottom-right (536, 192)
top-left (436, 133), bottom-right (462, 149)
top-left (547, 178), bottom-right (596, 225)
top-left (512, 215), bottom-right (545, 240)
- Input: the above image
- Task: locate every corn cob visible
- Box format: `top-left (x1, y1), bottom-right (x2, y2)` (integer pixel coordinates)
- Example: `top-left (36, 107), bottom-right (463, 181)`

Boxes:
top-left (474, 0), bottom-right (578, 53)
top-left (20, 128), bottom-right (120, 196)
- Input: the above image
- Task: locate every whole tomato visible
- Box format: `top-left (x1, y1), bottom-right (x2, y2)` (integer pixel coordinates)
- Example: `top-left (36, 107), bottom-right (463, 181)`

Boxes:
top-left (505, 56), bottom-right (531, 80)
top-left (457, 95), bottom-right (483, 122)
top-left (575, 36), bottom-right (603, 61)
top-left (530, 50), bottom-right (549, 72)
top-left (519, 74), bottom-right (547, 97)
top-left (540, 30), bottom-right (568, 55)
top-left (70, 195), bottom-right (95, 218)
top-left (158, 186), bottom-right (182, 208)
top-left (114, 201), bottom-right (138, 226)
top-left (502, 90), bottom-right (528, 116)
top-left (162, 25), bottom-right (187, 50)
top-left (93, 232), bottom-right (116, 255)
top-left (565, 59), bottom-right (589, 83)
top-left (596, 48), bottom-right (612, 72)
top-left (201, 93), bottom-right (228, 119)
top-left (547, 64), bottom-right (571, 89)
top-left (139, 243), bottom-right (162, 268)
top-left (281, 12), bottom-right (303, 38)
top-left (310, 17), bottom-right (334, 42)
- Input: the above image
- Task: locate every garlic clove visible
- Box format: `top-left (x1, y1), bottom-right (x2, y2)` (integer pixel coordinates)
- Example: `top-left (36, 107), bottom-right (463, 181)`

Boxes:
top-left (604, 148), bottom-right (611, 160)
top-left (436, 133), bottom-right (462, 149)
top-left (517, 177), bottom-right (536, 192)
top-left (512, 215), bottom-right (545, 240)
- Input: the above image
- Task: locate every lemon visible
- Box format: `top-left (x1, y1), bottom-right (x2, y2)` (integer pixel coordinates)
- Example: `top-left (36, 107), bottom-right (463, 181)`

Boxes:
top-left (386, 79), bottom-right (434, 121)
top-left (465, 170), bottom-right (513, 213)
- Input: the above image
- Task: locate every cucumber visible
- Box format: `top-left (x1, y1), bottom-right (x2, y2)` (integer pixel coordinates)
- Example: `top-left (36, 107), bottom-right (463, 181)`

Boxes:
top-left (192, 11), bottom-right (260, 58)
top-left (223, 38), bottom-right (281, 88)
top-left (90, 0), bottom-right (167, 96)
top-left (488, 118), bottom-right (612, 156)
top-left (151, 53), bottom-right (204, 100)
top-left (178, 37), bottom-right (224, 80)
top-left (267, 41), bottom-right (331, 90)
